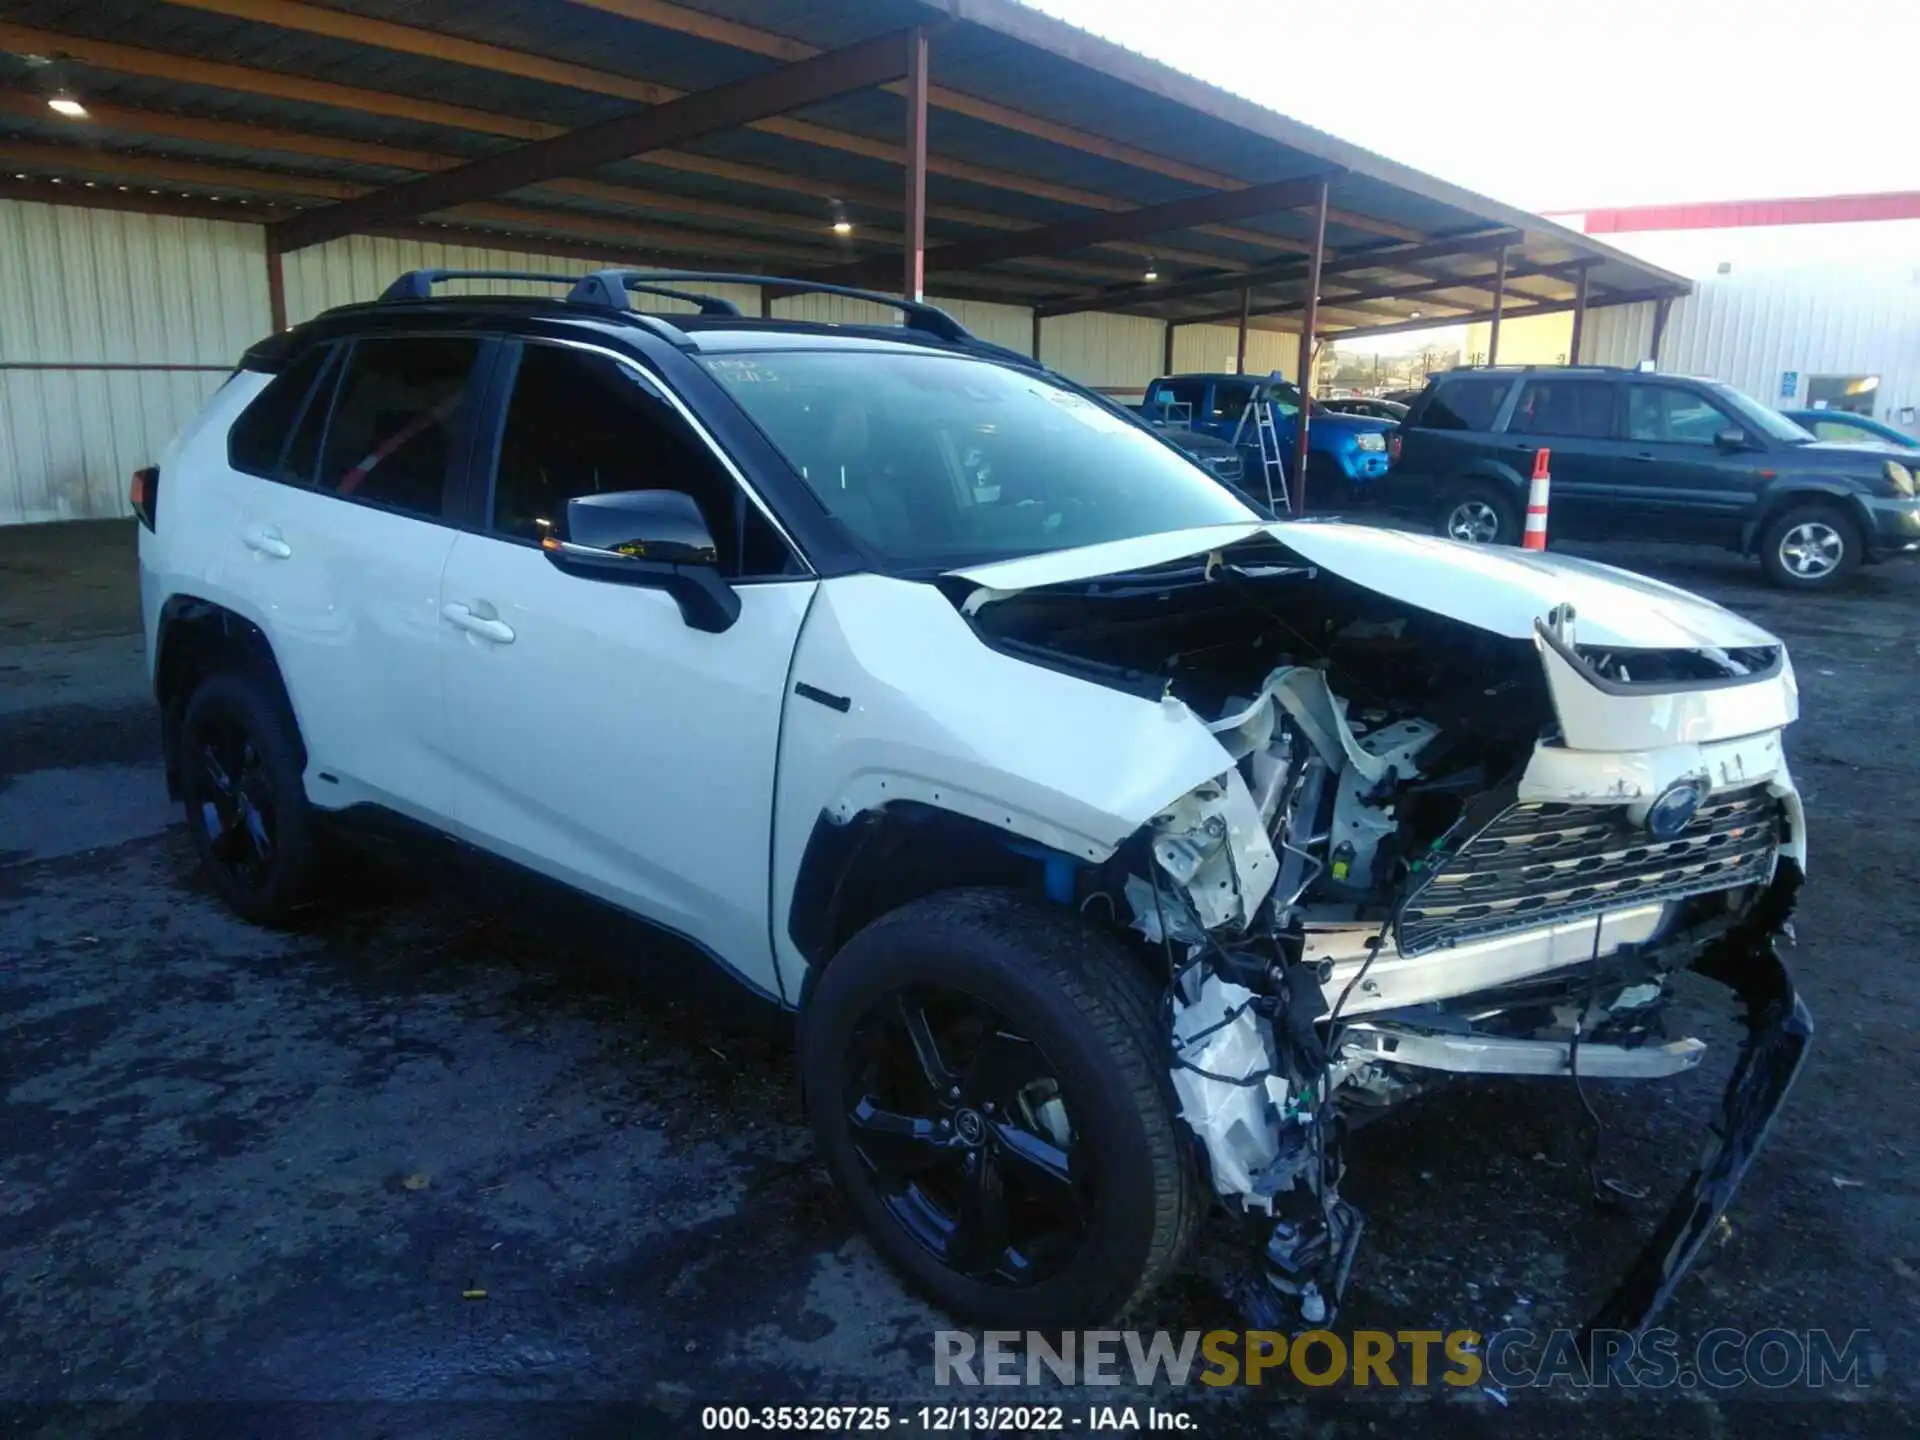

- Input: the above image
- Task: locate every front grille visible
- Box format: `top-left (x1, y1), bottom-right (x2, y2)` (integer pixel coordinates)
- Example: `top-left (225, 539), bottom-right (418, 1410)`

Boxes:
top-left (1205, 455), bottom-right (1244, 482)
top-left (1396, 786), bottom-right (1781, 956)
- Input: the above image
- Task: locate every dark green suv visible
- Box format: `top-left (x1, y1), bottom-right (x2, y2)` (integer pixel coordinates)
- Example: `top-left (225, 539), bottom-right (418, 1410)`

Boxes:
top-left (1371, 365), bottom-right (1920, 588)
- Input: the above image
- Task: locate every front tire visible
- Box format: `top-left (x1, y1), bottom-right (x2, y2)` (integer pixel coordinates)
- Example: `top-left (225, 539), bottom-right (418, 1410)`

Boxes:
top-left (179, 669), bottom-right (323, 925)
top-left (801, 889), bottom-right (1203, 1327)
top-left (1760, 503), bottom-right (1861, 589)
top-left (1437, 482), bottom-right (1520, 545)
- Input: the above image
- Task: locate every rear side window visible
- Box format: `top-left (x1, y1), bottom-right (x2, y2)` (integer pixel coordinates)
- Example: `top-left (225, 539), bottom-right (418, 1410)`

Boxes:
top-left (1208, 380), bottom-right (1254, 421)
top-left (1509, 379), bottom-right (1615, 439)
top-left (1416, 376), bottom-right (1512, 432)
top-left (318, 337), bottom-right (482, 518)
top-left (227, 346), bottom-right (333, 479)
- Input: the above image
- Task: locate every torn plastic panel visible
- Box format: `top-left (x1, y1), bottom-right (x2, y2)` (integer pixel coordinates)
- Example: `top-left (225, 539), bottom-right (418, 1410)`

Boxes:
top-left (952, 530), bottom-right (1809, 1329)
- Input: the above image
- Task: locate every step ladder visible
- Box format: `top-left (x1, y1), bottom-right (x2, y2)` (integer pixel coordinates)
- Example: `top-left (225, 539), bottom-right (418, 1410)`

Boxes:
top-left (1227, 372), bottom-right (1293, 515)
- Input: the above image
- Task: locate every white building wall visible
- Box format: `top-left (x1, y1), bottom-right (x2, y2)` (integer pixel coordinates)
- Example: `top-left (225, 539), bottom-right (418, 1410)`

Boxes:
top-left (0, 199), bottom-right (269, 524)
top-left (1581, 217), bottom-right (1920, 438)
top-left (1584, 262), bottom-right (1920, 437)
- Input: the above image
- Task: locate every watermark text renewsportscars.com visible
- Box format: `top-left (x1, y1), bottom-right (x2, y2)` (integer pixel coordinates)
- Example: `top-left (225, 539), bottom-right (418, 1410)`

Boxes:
top-left (934, 1328), bottom-right (1878, 1390)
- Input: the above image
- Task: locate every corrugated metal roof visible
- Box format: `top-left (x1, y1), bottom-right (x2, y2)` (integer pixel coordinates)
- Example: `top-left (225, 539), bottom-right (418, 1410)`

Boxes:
top-left (0, 0), bottom-right (1691, 327)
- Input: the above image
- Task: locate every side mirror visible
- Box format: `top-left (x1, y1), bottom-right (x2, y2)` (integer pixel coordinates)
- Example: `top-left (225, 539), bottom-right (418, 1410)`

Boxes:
top-left (1715, 428), bottom-right (1750, 452)
top-left (541, 490), bottom-right (741, 633)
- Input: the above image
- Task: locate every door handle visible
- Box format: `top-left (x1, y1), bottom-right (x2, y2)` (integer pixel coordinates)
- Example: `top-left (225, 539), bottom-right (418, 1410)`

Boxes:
top-left (1627, 453), bottom-right (1656, 463)
top-left (441, 602), bottom-right (515, 645)
top-left (242, 525), bottom-right (292, 559)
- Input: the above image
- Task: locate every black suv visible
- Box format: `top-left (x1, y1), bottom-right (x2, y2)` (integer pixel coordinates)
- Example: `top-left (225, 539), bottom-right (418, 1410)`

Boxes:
top-left (1370, 365), bottom-right (1920, 588)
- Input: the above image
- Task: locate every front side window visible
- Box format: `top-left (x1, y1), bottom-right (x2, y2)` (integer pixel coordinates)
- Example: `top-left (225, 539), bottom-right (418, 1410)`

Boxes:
top-left (489, 343), bottom-right (795, 577)
top-left (702, 350), bottom-right (1255, 571)
top-left (1508, 379), bottom-right (1614, 439)
top-left (1626, 385), bottom-right (1735, 446)
top-left (318, 336), bottom-right (481, 518)
top-left (1705, 382), bottom-right (1815, 443)
top-left (1418, 376), bottom-right (1511, 432)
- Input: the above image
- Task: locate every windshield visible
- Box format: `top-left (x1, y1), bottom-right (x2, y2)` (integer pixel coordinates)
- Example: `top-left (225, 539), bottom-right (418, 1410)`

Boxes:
top-left (1708, 382), bottom-right (1816, 443)
top-left (703, 350), bottom-right (1256, 569)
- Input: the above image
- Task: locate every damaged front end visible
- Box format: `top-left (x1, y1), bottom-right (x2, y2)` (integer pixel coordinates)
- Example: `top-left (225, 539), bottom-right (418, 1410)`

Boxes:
top-left (956, 528), bottom-right (1812, 1337)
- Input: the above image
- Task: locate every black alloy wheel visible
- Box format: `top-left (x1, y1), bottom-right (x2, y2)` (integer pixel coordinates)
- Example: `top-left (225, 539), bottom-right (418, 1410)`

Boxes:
top-left (192, 711), bottom-right (277, 891)
top-left (178, 670), bottom-right (322, 924)
top-left (802, 888), bottom-right (1204, 1327)
top-left (844, 987), bottom-right (1085, 1287)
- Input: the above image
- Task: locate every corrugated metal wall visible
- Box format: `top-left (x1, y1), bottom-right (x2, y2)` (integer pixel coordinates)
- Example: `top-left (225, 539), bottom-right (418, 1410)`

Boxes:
top-left (1, 201), bottom-right (1279, 524)
top-left (765, 291), bottom-right (1033, 353)
top-left (282, 234), bottom-right (764, 321)
top-left (0, 199), bottom-right (268, 524)
top-left (1586, 268), bottom-right (1920, 435)
top-left (1038, 312), bottom-right (1164, 398)
top-left (1171, 323), bottom-right (1297, 381)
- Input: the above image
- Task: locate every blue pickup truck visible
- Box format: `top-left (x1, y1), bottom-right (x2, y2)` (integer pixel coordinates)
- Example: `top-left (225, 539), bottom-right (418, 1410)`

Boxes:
top-left (1139, 372), bottom-right (1396, 504)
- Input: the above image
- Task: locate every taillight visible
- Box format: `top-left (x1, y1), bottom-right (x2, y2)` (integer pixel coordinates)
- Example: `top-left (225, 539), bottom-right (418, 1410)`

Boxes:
top-left (131, 466), bottom-right (159, 529)
top-left (1387, 431), bottom-right (1403, 465)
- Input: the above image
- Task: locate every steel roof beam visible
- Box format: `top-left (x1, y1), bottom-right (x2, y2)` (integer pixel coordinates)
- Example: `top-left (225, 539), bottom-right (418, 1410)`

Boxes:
top-left (1037, 228), bottom-right (1525, 317)
top-left (128, 4), bottom-right (1310, 256)
top-left (1176, 258), bottom-right (1597, 326)
top-left (270, 26), bottom-right (930, 253)
top-left (0, 23), bottom-right (1253, 277)
top-left (798, 171), bottom-right (1341, 290)
top-left (1320, 286), bottom-right (1680, 341)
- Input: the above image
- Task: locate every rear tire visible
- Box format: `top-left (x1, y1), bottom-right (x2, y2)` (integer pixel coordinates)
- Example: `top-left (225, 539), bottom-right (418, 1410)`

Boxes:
top-left (179, 669), bottom-right (324, 925)
top-left (1759, 503), bottom-right (1861, 589)
top-left (801, 889), bottom-right (1203, 1327)
top-left (1436, 482), bottom-right (1520, 546)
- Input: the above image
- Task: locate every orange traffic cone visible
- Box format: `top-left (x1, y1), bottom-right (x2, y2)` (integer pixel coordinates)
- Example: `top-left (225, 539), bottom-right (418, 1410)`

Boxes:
top-left (1523, 448), bottom-right (1551, 551)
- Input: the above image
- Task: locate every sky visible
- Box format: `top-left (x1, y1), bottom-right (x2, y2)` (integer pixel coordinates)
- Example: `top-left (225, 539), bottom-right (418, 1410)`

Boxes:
top-left (1023, 0), bottom-right (1920, 214)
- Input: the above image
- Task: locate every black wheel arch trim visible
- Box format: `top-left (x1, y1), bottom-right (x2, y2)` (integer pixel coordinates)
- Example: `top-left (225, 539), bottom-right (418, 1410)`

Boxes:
top-left (787, 803), bottom-right (1093, 1013)
top-left (1742, 483), bottom-right (1872, 556)
top-left (155, 595), bottom-right (305, 800)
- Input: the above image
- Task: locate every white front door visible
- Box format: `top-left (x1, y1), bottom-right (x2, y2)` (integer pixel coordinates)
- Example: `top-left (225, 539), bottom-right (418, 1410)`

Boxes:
top-left (437, 340), bottom-right (815, 999)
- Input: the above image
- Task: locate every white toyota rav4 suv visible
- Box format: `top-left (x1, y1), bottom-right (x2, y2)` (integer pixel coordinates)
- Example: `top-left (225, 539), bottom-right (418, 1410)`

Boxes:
top-left (139, 269), bottom-right (1811, 1336)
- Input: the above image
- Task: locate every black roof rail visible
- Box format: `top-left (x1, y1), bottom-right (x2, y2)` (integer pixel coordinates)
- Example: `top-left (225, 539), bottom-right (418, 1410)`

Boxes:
top-left (380, 269), bottom-right (582, 301)
top-left (570, 269), bottom-right (975, 344)
top-left (566, 270), bottom-right (743, 316)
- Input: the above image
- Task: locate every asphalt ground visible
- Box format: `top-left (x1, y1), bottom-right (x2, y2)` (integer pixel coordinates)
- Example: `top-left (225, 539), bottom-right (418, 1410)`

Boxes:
top-left (2, 519), bottom-right (1915, 1438)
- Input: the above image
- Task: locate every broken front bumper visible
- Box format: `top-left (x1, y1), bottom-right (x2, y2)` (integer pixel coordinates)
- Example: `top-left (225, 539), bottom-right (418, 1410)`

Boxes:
top-left (1219, 868), bottom-right (1812, 1339)
top-left (1581, 872), bottom-right (1813, 1340)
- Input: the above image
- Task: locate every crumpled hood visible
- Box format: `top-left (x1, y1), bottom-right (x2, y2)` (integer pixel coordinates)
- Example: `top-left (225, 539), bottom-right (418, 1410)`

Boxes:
top-left (950, 521), bottom-right (1781, 651)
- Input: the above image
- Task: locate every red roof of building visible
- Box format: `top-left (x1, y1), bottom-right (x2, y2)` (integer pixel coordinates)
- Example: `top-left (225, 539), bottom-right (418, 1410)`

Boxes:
top-left (1550, 192), bottom-right (1920, 234)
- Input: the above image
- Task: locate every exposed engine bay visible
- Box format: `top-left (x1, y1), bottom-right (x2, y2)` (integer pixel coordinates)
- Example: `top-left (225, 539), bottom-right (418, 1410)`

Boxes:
top-left (957, 532), bottom-right (1809, 1337)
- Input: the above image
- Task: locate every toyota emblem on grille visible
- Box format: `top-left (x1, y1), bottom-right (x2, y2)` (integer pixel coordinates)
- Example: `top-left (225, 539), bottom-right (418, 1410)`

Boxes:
top-left (1645, 779), bottom-right (1708, 839)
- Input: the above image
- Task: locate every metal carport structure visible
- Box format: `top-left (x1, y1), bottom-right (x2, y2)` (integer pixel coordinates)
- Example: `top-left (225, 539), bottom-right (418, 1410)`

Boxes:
top-left (0, 0), bottom-right (1689, 518)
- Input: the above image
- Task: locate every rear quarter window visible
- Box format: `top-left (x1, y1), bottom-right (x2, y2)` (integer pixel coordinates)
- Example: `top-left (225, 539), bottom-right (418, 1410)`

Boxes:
top-left (226, 346), bottom-right (334, 479)
top-left (1414, 376), bottom-right (1513, 432)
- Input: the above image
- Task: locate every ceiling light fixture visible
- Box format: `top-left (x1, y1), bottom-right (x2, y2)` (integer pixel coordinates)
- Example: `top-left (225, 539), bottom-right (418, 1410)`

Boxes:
top-left (48, 93), bottom-right (88, 119)
top-left (1409, 310), bottom-right (1422, 319)
top-left (831, 219), bottom-right (853, 236)
top-left (1143, 259), bottom-right (1159, 282)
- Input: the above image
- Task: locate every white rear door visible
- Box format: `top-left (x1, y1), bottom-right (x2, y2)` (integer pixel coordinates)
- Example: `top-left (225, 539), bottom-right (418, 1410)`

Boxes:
top-left (235, 334), bottom-right (491, 819)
